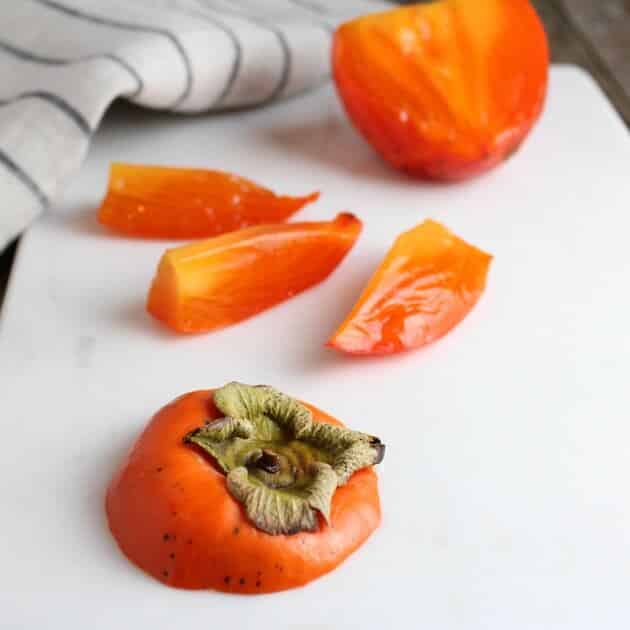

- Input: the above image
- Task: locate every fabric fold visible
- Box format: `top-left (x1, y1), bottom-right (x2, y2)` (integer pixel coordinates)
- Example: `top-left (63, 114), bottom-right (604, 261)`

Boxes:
top-left (0, 0), bottom-right (390, 250)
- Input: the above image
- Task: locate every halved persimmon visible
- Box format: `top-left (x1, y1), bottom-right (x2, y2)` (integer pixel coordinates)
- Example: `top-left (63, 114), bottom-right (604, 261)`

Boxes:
top-left (147, 213), bottom-right (362, 333)
top-left (328, 220), bottom-right (492, 355)
top-left (97, 163), bottom-right (319, 238)
top-left (333, 0), bottom-right (549, 180)
top-left (106, 383), bottom-right (383, 593)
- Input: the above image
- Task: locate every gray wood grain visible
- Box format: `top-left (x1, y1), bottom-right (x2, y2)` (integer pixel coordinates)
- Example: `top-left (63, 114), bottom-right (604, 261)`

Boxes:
top-left (561, 0), bottom-right (630, 94)
top-left (553, 0), bottom-right (630, 124)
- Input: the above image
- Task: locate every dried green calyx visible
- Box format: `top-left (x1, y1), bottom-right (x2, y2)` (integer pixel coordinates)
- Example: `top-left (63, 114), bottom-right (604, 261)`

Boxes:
top-left (184, 382), bottom-right (385, 536)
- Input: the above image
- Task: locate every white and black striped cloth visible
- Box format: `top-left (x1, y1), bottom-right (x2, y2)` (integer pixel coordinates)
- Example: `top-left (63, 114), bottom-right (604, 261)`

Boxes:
top-left (0, 0), bottom-right (390, 251)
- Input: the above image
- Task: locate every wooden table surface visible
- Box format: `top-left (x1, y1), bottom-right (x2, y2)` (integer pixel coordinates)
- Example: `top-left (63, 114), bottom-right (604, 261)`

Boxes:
top-left (0, 0), bottom-right (628, 310)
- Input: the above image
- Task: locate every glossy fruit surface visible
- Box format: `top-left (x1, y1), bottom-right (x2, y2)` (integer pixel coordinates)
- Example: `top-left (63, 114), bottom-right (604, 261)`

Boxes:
top-left (147, 213), bottom-right (362, 333)
top-left (98, 163), bottom-right (319, 238)
top-left (328, 220), bottom-right (492, 354)
top-left (333, 0), bottom-right (549, 180)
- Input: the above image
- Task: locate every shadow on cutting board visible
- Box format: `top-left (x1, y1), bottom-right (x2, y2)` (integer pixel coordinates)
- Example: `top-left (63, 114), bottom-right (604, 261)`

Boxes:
top-left (258, 115), bottom-right (466, 191)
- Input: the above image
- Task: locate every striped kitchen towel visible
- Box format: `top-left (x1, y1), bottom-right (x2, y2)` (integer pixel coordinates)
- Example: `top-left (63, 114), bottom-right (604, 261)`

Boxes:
top-left (0, 0), bottom-right (390, 251)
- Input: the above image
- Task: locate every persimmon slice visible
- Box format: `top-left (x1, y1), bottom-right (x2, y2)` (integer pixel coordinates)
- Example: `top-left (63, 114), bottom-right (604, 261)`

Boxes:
top-left (97, 163), bottom-right (319, 238)
top-left (147, 213), bottom-right (362, 333)
top-left (106, 383), bottom-right (383, 593)
top-left (328, 220), bottom-right (492, 355)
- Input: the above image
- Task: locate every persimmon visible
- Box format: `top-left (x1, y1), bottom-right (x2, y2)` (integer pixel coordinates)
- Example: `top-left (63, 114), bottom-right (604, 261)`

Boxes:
top-left (332, 0), bottom-right (549, 180)
top-left (106, 383), bottom-right (384, 593)
top-left (97, 163), bottom-right (319, 238)
top-left (147, 213), bottom-right (362, 334)
top-left (328, 220), bottom-right (492, 355)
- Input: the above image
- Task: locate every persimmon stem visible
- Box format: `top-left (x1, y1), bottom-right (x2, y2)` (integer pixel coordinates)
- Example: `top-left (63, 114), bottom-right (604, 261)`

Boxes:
top-left (251, 450), bottom-right (281, 474)
top-left (184, 382), bottom-right (385, 536)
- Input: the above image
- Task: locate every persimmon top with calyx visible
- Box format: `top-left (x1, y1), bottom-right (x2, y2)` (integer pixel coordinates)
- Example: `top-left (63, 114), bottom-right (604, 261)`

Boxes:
top-left (333, 0), bottom-right (549, 180)
top-left (328, 219), bottom-right (492, 355)
top-left (106, 383), bottom-right (383, 593)
top-left (186, 383), bottom-right (385, 536)
top-left (147, 213), bottom-right (362, 334)
top-left (97, 163), bottom-right (319, 238)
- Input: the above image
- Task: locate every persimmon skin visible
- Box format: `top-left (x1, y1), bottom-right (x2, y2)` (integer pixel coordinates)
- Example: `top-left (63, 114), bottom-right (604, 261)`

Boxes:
top-left (97, 163), bottom-right (319, 239)
top-left (332, 0), bottom-right (549, 181)
top-left (106, 391), bottom-right (381, 594)
top-left (328, 220), bottom-right (492, 355)
top-left (147, 213), bottom-right (362, 334)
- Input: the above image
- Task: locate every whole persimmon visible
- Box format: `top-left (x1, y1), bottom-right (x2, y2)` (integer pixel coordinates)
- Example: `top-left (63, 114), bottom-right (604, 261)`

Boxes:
top-left (333, 0), bottom-right (549, 180)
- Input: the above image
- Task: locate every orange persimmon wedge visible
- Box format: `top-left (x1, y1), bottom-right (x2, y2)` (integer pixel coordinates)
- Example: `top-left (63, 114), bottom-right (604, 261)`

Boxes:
top-left (97, 163), bottom-right (319, 238)
top-left (328, 220), bottom-right (492, 355)
top-left (148, 213), bottom-right (362, 333)
top-left (333, 0), bottom-right (549, 180)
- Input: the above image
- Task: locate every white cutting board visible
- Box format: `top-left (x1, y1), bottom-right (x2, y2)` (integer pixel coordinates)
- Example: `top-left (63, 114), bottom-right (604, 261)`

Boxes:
top-left (2, 66), bottom-right (630, 629)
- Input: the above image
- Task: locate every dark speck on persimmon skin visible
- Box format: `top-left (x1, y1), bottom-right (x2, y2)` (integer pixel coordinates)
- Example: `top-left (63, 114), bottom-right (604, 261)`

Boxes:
top-left (239, 578), bottom-right (246, 585)
top-left (163, 533), bottom-right (170, 541)
top-left (224, 576), bottom-right (231, 584)
top-left (256, 580), bottom-right (262, 588)
top-left (169, 553), bottom-right (175, 559)
top-left (156, 467), bottom-right (163, 473)
top-left (233, 527), bottom-right (239, 535)
top-left (162, 570), bottom-right (169, 577)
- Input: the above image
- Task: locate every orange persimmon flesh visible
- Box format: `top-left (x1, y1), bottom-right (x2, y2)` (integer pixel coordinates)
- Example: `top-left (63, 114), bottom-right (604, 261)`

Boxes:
top-left (106, 390), bottom-right (381, 593)
top-left (328, 220), bottom-right (492, 355)
top-left (97, 163), bottom-right (319, 238)
top-left (333, 0), bottom-right (549, 180)
top-left (148, 213), bottom-right (362, 333)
